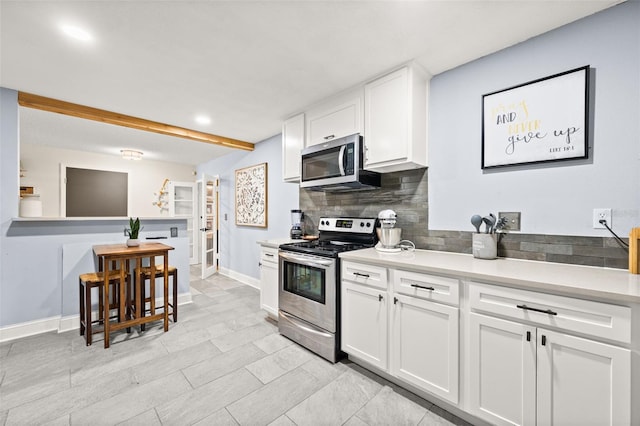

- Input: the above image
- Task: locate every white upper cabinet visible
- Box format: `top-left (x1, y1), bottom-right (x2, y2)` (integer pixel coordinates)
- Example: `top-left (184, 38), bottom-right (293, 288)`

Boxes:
top-left (364, 64), bottom-right (429, 173)
top-left (282, 113), bottom-right (305, 182)
top-left (305, 87), bottom-right (363, 147)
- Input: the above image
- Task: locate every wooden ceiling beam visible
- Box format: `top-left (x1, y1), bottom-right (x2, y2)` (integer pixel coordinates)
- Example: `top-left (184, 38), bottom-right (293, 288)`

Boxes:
top-left (17, 91), bottom-right (254, 152)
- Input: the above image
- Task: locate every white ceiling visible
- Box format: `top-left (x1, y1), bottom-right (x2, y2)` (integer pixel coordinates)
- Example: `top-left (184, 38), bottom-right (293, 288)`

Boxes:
top-left (1, 0), bottom-right (622, 166)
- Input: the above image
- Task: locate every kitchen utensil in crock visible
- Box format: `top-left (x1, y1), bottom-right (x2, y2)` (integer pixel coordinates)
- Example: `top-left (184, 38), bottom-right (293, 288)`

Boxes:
top-left (488, 214), bottom-right (497, 233)
top-left (482, 215), bottom-right (496, 234)
top-left (471, 215), bottom-right (483, 233)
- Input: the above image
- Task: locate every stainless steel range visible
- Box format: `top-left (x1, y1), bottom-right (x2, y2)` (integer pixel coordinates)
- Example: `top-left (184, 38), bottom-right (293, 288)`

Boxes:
top-left (278, 217), bottom-right (377, 362)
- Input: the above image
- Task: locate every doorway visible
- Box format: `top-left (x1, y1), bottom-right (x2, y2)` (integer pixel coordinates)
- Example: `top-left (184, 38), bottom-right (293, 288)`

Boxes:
top-left (200, 174), bottom-right (219, 279)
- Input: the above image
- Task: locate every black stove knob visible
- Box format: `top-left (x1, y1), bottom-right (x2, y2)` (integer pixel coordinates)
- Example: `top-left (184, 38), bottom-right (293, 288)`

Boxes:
top-left (366, 222), bottom-right (371, 227)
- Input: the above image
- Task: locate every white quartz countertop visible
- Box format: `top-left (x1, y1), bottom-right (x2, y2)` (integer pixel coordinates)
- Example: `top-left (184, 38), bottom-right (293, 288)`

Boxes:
top-left (339, 248), bottom-right (640, 304)
top-left (257, 238), bottom-right (303, 249)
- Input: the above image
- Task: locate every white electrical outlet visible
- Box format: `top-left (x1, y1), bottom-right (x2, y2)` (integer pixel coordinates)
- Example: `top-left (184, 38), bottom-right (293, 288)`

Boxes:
top-left (593, 208), bottom-right (612, 229)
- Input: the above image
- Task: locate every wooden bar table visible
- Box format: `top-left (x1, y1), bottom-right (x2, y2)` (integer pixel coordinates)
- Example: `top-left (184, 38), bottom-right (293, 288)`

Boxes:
top-left (93, 242), bottom-right (174, 348)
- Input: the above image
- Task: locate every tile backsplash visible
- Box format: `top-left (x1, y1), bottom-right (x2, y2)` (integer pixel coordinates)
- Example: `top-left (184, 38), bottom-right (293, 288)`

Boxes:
top-left (299, 168), bottom-right (629, 269)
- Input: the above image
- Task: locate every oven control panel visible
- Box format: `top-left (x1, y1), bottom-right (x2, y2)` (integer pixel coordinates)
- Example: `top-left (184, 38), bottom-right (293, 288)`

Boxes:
top-left (318, 217), bottom-right (377, 234)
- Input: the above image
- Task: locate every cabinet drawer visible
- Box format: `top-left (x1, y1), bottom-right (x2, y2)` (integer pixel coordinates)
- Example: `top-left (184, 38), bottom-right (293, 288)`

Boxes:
top-left (342, 261), bottom-right (387, 289)
top-left (469, 282), bottom-right (631, 344)
top-left (393, 269), bottom-right (459, 306)
top-left (260, 247), bottom-right (279, 264)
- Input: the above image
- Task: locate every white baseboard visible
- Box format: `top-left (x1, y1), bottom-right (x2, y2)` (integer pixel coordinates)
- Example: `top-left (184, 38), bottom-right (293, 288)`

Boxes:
top-left (0, 292), bottom-right (194, 343)
top-left (219, 267), bottom-right (260, 289)
top-left (58, 315), bottom-right (80, 333)
top-left (0, 316), bottom-right (60, 343)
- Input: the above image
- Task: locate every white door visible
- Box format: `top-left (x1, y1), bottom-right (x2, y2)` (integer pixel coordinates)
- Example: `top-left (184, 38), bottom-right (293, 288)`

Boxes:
top-left (390, 294), bottom-right (459, 404)
top-left (341, 281), bottom-right (388, 370)
top-left (200, 174), bottom-right (219, 279)
top-left (469, 313), bottom-right (536, 426)
top-left (536, 328), bottom-right (631, 426)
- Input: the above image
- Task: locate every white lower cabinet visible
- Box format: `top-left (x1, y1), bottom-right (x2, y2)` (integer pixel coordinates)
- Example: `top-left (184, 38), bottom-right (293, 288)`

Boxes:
top-left (341, 280), bottom-right (388, 370)
top-left (469, 313), bottom-right (536, 425)
top-left (469, 305), bottom-right (631, 426)
top-left (391, 294), bottom-right (459, 404)
top-left (259, 246), bottom-right (279, 318)
top-left (536, 328), bottom-right (630, 426)
top-left (341, 261), bottom-right (459, 403)
top-left (341, 261), bottom-right (634, 425)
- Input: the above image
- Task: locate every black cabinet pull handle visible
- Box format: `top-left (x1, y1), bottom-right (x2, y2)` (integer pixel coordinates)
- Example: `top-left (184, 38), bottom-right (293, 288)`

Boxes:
top-left (378, 294), bottom-right (383, 302)
top-left (541, 335), bottom-right (547, 346)
top-left (324, 134), bottom-right (335, 140)
top-left (354, 272), bottom-right (370, 278)
top-left (394, 297), bottom-right (398, 305)
top-left (516, 304), bottom-right (557, 316)
top-left (526, 331), bottom-right (531, 342)
top-left (264, 253), bottom-right (274, 257)
top-left (410, 283), bottom-right (435, 291)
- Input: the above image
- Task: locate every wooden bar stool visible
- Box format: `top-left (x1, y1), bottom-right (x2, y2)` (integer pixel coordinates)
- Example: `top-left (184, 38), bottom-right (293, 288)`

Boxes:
top-left (135, 265), bottom-right (178, 324)
top-left (79, 270), bottom-right (128, 346)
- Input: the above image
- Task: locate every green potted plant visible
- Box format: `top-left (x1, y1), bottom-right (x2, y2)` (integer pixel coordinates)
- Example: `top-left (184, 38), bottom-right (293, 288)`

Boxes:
top-left (126, 217), bottom-right (142, 246)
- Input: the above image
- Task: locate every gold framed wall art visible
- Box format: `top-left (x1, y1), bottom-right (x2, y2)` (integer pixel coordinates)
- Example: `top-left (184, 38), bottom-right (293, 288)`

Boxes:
top-left (235, 162), bottom-right (268, 227)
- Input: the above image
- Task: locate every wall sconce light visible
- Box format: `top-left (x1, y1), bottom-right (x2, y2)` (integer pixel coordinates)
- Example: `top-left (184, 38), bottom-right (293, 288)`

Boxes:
top-left (121, 149), bottom-right (143, 160)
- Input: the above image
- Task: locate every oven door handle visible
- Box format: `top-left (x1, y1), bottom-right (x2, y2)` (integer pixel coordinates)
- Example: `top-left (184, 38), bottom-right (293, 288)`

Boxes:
top-left (279, 251), bottom-right (335, 267)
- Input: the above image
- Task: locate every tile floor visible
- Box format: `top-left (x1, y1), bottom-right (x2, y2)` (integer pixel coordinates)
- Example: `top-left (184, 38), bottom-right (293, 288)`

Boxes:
top-left (0, 267), bottom-right (472, 426)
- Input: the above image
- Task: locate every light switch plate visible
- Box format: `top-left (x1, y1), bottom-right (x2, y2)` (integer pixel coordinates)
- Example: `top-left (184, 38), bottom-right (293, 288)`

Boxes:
top-left (170, 227), bottom-right (178, 237)
top-left (498, 212), bottom-right (521, 231)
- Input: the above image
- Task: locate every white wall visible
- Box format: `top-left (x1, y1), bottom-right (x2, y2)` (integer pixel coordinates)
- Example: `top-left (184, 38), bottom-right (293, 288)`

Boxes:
top-left (428, 1), bottom-right (640, 237)
top-left (198, 134), bottom-right (299, 281)
top-left (20, 143), bottom-right (196, 217)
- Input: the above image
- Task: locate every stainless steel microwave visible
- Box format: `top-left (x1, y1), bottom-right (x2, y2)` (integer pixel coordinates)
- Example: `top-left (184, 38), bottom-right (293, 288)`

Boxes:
top-left (300, 134), bottom-right (381, 192)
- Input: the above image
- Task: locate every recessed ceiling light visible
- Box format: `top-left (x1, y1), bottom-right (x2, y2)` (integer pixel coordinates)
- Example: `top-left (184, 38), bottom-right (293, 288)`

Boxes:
top-left (60, 24), bottom-right (93, 42)
top-left (195, 115), bottom-right (211, 125)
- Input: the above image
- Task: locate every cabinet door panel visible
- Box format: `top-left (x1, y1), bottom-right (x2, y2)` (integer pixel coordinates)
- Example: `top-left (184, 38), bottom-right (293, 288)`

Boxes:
top-left (282, 113), bottom-right (304, 182)
top-left (391, 295), bottom-right (458, 403)
top-left (469, 313), bottom-right (536, 426)
top-left (306, 89), bottom-right (363, 147)
top-left (341, 281), bottom-right (387, 370)
top-left (536, 328), bottom-right (631, 426)
top-left (365, 67), bottom-right (408, 166)
top-left (260, 259), bottom-right (278, 317)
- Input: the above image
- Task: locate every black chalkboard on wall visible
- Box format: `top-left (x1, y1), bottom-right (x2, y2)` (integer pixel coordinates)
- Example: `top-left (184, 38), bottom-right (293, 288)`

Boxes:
top-left (66, 167), bottom-right (128, 217)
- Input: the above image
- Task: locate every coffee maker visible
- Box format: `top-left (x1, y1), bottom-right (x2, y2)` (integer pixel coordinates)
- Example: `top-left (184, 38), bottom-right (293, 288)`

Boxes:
top-left (290, 209), bottom-right (304, 239)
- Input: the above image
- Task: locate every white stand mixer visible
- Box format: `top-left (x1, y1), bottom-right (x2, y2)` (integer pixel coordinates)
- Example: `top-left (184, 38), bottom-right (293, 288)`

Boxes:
top-left (377, 209), bottom-right (401, 252)
top-left (376, 209), bottom-right (415, 253)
